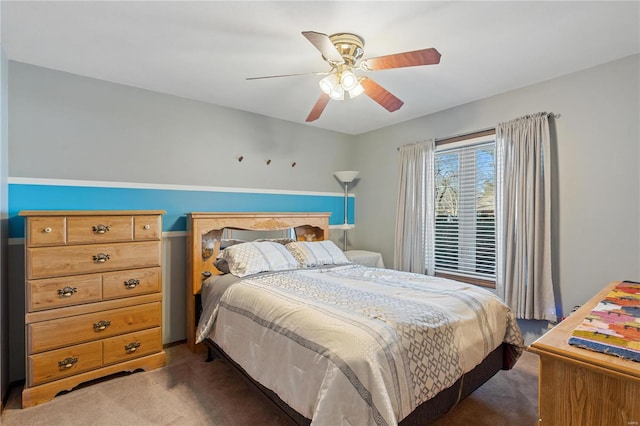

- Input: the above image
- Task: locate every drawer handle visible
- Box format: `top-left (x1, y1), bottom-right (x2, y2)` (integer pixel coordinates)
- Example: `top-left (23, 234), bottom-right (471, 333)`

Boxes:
top-left (58, 357), bottom-right (78, 370)
top-left (93, 253), bottom-right (111, 263)
top-left (93, 320), bottom-right (111, 331)
top-left (202, 271), bottom-right (212, 279)
top-left (124, 278), bottom-right (140, 289)
top-left (92, 224), bottom-right (111, 234)
top-left (43, 227), bottom-right (53, 233)
top-left (143, 224), bottom-right (151, 230)
top-left (57, 286), bottom-right (78, 297)
top-left (124, 341), bottom-right (141, 354)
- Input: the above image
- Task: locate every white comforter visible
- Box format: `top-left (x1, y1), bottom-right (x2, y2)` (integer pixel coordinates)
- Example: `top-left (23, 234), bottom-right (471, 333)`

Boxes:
top-left (196, 264), bottom-right (523, 426)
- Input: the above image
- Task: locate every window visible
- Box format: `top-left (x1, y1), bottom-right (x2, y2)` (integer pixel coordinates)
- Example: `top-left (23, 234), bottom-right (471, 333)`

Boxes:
top-left (434, 132), bottom-right (497, 288)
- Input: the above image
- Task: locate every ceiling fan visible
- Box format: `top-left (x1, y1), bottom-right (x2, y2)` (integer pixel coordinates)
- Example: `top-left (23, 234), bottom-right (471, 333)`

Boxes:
top-left (247, 31), bottom-right (441, 122)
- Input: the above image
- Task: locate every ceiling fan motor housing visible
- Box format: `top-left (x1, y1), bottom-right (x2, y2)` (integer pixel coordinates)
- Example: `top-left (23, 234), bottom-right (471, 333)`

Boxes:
top-left (328, 33), bottom-right (364, 65)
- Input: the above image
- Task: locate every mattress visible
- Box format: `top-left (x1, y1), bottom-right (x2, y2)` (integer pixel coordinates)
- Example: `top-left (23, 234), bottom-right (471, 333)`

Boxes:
top-left (196, 264), bottom-right (523, 425)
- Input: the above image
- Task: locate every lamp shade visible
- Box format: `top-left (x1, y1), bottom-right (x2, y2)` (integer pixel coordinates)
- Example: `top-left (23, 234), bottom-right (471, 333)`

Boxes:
top-left (334, 170), bottom-right (360, 183)
top-left (340, 70), bottom-right (358, 91)
top-left (319, 74), bottom-right (339, 95)
top-left (348, 82), bottom-right (364, 99)
top-left (329, 85), bottom-right (345, 100)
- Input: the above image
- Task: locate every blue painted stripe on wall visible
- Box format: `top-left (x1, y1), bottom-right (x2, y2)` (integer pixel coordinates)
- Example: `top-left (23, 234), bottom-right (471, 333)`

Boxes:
top-left (8, 184), bottom-right (355, 238)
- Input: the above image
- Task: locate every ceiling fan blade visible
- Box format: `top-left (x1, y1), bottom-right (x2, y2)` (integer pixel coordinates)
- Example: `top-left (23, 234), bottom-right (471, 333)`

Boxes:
top-left (361, 78), bottom-right (404, 112)
top-left (302, 31), bottom-right (345, 64)
top-left (361, 48), bottom-right (441, 71)
top-left (306, 93), bottom-right (331, 122)
top-left (246, 71), bottom-right (327, 81)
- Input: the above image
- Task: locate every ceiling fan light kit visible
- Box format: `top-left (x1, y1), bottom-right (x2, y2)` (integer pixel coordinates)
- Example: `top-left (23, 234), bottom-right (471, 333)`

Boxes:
top-left (247, 30), bottom-right (441, 122)
top-left (319, 67), bottom-right (363, 101)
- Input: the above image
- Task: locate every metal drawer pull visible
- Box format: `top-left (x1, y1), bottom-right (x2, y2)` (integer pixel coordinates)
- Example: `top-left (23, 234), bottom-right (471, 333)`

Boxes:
top-left (43, 227), bottom-right (52, 233)
top-left (92, 224), bottom-right (111, 234)
top-left (124, 341), bottom-right (141, 354)
top-left (57, 286), bottom-right (78, 297)
top-left (124, 278), bottom-right (140, 289)
top-left (93, 253), bottom-right (111, 263)
top-left (143, 224), bottom-right (151, 230)
top-left (202, 271), bottom-right (212, 279)
top-left (93, 320), bottom-right (111, 331)
top-left (58, 357), bottom-right (78, 370)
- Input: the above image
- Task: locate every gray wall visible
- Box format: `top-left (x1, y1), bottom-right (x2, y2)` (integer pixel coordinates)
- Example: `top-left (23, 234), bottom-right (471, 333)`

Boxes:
top-left (9, 62), bottom-right (355, 192)
top-left (352, 54), bottom-right (640, 326)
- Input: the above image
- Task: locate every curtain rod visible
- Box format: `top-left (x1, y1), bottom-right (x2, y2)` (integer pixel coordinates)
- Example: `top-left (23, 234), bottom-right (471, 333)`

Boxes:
top-left (396, 112), bottom-right (560, 151)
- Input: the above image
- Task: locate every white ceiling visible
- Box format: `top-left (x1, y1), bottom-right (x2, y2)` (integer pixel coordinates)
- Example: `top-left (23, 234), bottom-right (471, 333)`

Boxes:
top-left (2, 1), bottom-right (639, 135)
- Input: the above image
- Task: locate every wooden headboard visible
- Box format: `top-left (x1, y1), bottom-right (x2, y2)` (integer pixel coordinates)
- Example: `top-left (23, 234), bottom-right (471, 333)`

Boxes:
top-left (185, 212), bottom-right (330, 352)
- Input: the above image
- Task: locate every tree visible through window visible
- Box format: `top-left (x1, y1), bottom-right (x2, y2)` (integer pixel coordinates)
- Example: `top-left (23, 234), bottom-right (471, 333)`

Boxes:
top-left (434, 138), bottom-right (496, 285)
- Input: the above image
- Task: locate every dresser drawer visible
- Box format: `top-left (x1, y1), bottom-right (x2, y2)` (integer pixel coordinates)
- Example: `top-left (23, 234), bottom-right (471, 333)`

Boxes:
top-left (67, 216), bottom-right (133, 244)
top-left (28, 302), bottom-right (162, 354)
top-left (103, 267), bottom-right (161, 300)
top-left (28, 341), bottom-right (102, 387)
top-left (102, 327), bottom-right (162, 366)
top-left (27, 274), bottom-right (103, 312)
top-left (27, 241), bottom-right (161, 279)
top-left (27, 217), bottom-right (66, 247)
top-left (134, 215), bottom-right (162, 240)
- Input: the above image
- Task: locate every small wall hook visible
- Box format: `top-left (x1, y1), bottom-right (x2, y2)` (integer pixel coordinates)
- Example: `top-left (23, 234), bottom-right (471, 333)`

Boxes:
top-left (291, 162), bottom-right (297, 167)
top-left (266, 159), bottom-right (271, 165)
top-left (238, 156), bottom-right (244, 162)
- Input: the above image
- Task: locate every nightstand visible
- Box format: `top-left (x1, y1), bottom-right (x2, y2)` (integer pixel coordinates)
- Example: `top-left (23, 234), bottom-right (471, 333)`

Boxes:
top-left (344, 250), bottom-right (385, 268)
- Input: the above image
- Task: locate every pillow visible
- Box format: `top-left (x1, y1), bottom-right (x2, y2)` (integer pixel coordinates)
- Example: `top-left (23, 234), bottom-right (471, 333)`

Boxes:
top-left (214, 258), bottom-right (231, 274)
top-left (286, 240), bottom-right (350, 267)
top-left (221, 241), bottom-right (299, 277)
top-left (219, 239), bottom-right (246, 250)
top-left (254, 237), bottom-right (296, 245)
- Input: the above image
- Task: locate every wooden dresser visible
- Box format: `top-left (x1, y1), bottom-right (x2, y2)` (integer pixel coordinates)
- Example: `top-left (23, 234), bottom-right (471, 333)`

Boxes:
top-left (20, 210), bottom-right (167, 407)
top-left (528, 281), bottom-right (640, 425)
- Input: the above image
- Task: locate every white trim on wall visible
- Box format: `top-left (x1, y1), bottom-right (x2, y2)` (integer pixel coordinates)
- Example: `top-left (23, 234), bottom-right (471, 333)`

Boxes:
top-left (9, 176), bottom-right (349, 198)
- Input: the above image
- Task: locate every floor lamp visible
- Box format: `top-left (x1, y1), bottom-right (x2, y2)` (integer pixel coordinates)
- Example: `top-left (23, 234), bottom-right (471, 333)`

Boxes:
top-left (334, 170), bottom-right (359, 250)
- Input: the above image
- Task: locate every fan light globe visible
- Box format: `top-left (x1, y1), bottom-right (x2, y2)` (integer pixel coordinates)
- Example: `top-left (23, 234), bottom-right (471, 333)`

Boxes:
top-left (319, 74), bottom-right (338, 95)
top-left (340, 70), bottom-right (358, 91)
top-left (329, 85), bottom-right (345, 100)
top-left (348, 82), bottom-right (365, 99)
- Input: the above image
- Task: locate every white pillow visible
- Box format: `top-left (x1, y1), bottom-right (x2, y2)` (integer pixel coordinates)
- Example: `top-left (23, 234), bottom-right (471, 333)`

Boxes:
top-left (221, 241), bottom-right (299, 277)
top-left (286, 240), bottom-right (350, 267)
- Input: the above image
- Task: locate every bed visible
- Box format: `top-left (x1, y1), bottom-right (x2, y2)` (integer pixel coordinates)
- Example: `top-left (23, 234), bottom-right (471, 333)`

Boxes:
top-left (186, 212), bottom-right (524, 425)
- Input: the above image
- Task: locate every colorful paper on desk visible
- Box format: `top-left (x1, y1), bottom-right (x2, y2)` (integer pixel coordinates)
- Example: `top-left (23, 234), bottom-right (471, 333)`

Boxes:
top-left (568, 281), bottom-right (640, 362)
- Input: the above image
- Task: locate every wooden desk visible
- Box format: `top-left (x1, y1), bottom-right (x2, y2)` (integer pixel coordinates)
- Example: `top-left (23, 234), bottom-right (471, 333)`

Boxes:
top-left (528, 281), bottom-right (640, 425)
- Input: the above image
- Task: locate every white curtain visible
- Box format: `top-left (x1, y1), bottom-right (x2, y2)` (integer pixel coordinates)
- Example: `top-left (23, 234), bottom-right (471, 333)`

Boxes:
top-left (496, 113), bottom-right (557, 321)
top-left (394, 139), bottom-right (435, 274)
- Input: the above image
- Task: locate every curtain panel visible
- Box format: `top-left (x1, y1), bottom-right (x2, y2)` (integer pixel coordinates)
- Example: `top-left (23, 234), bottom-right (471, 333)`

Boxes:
top-left (394, 139), bottom-right (435, 274)
top-left (496, 113), bottom-right (557, 322)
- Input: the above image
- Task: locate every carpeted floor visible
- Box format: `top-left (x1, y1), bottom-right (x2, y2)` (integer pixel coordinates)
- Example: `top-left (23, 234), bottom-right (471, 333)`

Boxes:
top-left (1, 344), bottom-right (539, 425)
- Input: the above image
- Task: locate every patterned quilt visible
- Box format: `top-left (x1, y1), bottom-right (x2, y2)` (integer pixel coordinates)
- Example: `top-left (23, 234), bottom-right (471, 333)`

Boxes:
top-left (568, 281), bottom-right (640, 362)
top-left (197, 264), bottom-right (524, 426)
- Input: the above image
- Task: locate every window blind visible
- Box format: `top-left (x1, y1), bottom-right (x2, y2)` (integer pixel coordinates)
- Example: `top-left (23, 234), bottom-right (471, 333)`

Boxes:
top-left (434, 141), bottom-right (496, 280)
